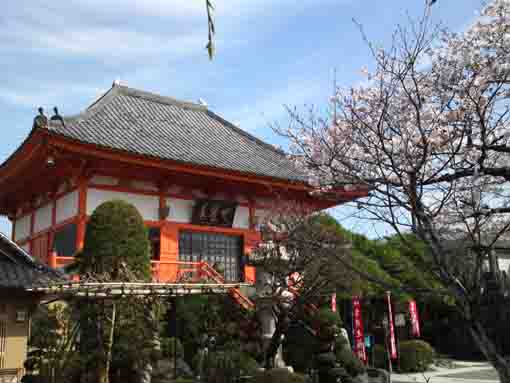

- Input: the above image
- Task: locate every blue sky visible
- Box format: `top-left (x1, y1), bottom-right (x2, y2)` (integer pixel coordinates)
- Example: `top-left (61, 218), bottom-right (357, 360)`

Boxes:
top-left (0, 0), bottom-right (483, 238)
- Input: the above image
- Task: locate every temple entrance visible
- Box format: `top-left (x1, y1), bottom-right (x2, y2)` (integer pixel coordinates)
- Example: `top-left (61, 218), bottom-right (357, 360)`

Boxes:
top-left (178, 231), bottom-right (242, 282)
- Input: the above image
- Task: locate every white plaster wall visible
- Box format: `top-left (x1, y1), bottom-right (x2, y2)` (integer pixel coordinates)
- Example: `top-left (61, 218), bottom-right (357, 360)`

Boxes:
top-left (34, 203), bottom-right (52, 233)
top-left (56, 191), bottom-right (78, 223)
top-left (167, 198), bottom-right (194, 223)
top-left (14, 215), bottom-right (31, 241)
top-left (254, 209), bottom-right (269, 230)
top-left (233, 206), bottom-right (250, 229)
top-left (87, 189), bottom-right (159, 221)
top-left (90, 175), bottom-right (118, 186)
top-left (131, 180), bottom-right (158, 191)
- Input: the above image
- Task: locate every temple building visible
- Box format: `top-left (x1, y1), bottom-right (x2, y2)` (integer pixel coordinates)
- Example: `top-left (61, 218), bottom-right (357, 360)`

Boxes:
top-left (0, 83), bottom-right (367, 287)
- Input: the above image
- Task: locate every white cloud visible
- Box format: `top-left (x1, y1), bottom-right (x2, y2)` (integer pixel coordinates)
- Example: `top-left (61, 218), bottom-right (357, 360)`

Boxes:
top-left (5, 22), bottom-right (204, 60)
top-left (222, 77), bottom-right (327, 134)
top-left (0, 83), bottom-right (107, 110)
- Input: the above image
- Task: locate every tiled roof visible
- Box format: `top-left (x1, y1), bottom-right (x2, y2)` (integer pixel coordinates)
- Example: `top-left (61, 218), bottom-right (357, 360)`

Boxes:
top-left (0, 232), bottom-right (63, 289)
top-left (45, 85), bottom-right (307, 183)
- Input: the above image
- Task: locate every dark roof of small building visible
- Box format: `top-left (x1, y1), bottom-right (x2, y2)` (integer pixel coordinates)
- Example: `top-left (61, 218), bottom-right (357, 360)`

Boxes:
top-left (44, 84), bottom-right (307, 183)
top-left (0, 232), bottom-right (64, 289)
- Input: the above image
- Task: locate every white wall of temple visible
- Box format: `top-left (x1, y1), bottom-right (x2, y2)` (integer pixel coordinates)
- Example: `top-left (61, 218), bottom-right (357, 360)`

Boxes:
top-left (87, 188), bottom-right (159, 221)
top-left (13, 214), bottom-right (30, 241)
top-left (166, 198), bottom-right (194, 223)
top-left (233, 206), bottom-right (250, 229)
top-left (165, 197), bottom-right (252, 229)
top-left (33, 203), bottom-right (52, 233)
top-left (56, 190), bottom-right (78, 223)
top-left (13, 189), bottom-right (81, 241)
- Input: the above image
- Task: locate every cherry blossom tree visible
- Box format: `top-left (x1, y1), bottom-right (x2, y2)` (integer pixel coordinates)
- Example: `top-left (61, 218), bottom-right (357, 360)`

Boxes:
top-left (278, 1), bottom-right (510, 380)
top-left (251, 203), bottom-right (352, 368)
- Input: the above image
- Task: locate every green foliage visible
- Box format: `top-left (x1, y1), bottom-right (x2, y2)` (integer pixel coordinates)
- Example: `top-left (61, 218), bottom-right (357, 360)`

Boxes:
top-left (315, 308), bottom-right (342, 328)
top-left (28, 303), bottom-right (81, 380)
top-left (74, 200), bottom-right (156, 382)
top-left (253, 368), bottom-right (307, 383)
top-left (336, 348), bottom-right (366, 376)
top-left (283, 321), bottom-right (318, 373)
top-left (202, 350), bottom-right (240, 383)
top-left (373, 344), bottom-right (388, 370)
top-left (77, 199), bottom-right (151, 280)
top-left (398, 340), bottom-right (435, 373)
top-left (161, 337), bottom-right (184, 359)
top-left (174, 379), bottom-right (196, 383)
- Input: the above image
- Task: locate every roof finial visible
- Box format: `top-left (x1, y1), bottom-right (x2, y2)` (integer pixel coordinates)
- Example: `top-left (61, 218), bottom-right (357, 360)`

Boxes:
top-left (50, 106), bottom-right (66, 128)
top-left (112, 78), bottom-right (127, 87)
top-left (33, 107), bottom-right (48, 129)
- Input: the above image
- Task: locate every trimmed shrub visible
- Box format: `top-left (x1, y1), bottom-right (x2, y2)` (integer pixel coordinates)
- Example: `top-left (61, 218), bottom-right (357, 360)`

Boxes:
top-left (373, 344), bottom-right (388, 370)
top-left (239, 354), bottom-right (260, 376)
top-left (200, 349), bottom-right (259, 383)
top-left (398, 340), bottom-right (434, 373)
top-left (254, 368), bottom-right (307, 383)
top-left (336, 348), bottom-right (366, 377)
top-left (78, 199), bottom-right (151, 280)
top-left (161, 337), bottom-right (184, 359)
top-left (283, 321), bottom-right (319, 373)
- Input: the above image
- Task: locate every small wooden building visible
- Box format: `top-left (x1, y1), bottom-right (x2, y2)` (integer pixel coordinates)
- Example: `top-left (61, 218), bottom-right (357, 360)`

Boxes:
top-left (0, 232), bottom-right (61, 378)
top-left (0, 83), bottom-right (367, 287)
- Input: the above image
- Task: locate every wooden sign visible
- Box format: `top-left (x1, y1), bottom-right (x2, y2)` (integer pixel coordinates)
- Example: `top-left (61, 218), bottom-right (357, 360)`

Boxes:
top-left (191, 200), bottom-right (237, 227)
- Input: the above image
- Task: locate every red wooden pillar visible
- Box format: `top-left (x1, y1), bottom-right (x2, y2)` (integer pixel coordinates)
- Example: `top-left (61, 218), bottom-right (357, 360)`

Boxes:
top-left (76, 179), bottom-right (88, 251)
top-left (160, 223), bottom-right (179, 282)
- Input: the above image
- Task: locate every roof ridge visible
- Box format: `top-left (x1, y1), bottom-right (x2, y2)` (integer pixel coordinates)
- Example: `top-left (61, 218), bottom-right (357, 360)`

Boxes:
top-left (206, 109), bottom-right (291, 158)
top-left (115, 85), bottom-right (207, 111)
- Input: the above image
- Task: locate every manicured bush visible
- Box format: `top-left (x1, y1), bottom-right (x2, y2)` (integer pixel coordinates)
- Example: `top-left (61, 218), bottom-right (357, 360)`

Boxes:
top-left (373, 344), bottom-right (388, 370)
top-left (161, 337), bottom-right (184, 359)
top-left (239, 353), bottom-right (260, 376)
top-left (200, 349), bottom-right (259, 383)
top-left (283, 321), bottom-right (319, 373)
top-left (253, 368), bottom-right (307, 383)
top-left (174, 379), bottom-right (196, 383)
top-left (336, 348), bottom-right (366, 377)
top-left (78, 199), bottom-right (151, 280)
top-left (398, 340), bottom-right (435, 373)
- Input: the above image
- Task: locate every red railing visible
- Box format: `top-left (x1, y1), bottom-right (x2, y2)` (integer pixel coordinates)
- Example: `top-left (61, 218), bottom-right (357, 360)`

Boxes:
top-left (48, 253), bottom-right (254, 311)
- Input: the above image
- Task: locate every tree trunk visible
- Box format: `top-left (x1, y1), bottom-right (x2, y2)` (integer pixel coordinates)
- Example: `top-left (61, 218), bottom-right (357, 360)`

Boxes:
top-left (469, 320), bottom-right (510, 383)
top-left (97, 302), bottom-right (116, 383)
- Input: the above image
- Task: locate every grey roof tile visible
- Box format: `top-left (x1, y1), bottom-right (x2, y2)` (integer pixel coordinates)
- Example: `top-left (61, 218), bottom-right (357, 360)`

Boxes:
top-left (0, 233), bottom-right (64, 289)
top-left (45, 85), bottom-right (307, 183)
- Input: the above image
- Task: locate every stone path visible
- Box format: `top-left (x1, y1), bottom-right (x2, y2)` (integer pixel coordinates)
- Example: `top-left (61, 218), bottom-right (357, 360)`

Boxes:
top-left (392, 361), bottom-right (499, 383)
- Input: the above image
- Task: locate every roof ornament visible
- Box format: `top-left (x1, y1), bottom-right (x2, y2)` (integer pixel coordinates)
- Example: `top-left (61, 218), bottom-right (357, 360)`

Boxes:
top-left (198, 98), bottom-right (208, 107)
top-left (33, 107), bottom-right (48, 129)
top-left (50, 107), bottom-right (66, 128)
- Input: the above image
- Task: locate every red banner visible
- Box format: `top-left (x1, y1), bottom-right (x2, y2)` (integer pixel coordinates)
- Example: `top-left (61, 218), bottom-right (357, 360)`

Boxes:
top-left (332, 293), bottom-right (337, 313)
top-left (352, 296), bottom-right (367, 363)
top-left (409, 300), bottom-right (421, 337)
top-left (386, 292), bottom-right (398, 359)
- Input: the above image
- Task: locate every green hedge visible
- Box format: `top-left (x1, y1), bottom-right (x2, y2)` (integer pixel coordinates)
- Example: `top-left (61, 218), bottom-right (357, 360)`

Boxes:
top-left (398, 340), bottom-right (434, 373)
top-left (373, 344), bottom-right (388, 370)
top-left (161, 337), bottom-right (184, 359)
top-left (336, 348), bottom-right (366, 376)
top-left (253, 368), bottom-right (307, 383)
top-left (373, 341), bottom-right (434, 373)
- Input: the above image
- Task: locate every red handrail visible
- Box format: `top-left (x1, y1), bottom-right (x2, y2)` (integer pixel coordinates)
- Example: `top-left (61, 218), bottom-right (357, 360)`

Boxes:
top-left (52, 256), bottom-right (255, 310)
